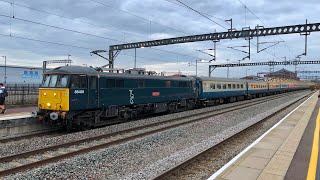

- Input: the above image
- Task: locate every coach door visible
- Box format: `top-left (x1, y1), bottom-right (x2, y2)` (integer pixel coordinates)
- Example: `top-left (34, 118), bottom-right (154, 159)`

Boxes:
top-left (88, 76), bottom-right (98, 109)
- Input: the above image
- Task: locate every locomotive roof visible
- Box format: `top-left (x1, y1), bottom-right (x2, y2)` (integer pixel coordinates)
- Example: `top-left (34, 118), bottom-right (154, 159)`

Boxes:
top-left (45, 66), bottom-right (98, 74)
top-left (45, 66), bottom-right (195, 81)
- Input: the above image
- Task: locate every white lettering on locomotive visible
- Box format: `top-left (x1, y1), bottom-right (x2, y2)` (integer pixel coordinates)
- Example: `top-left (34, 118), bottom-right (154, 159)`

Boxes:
top-left (129, 90), bottom-right (134, 104)
top-left (74, 90), bottom-right (85, 94)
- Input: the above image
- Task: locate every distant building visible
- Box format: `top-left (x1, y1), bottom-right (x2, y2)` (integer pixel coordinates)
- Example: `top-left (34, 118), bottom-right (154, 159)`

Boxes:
top-left (0, 65), bottom-right (43, 84)
top-left (264, 68), bottom-right (299, 80)
top-left (240, 75), bottom-right (264, 81)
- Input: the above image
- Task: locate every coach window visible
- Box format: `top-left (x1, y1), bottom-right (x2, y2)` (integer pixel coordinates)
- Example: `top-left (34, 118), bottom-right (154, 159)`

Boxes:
top-left (217, 84), bottom-right (221, 89)
top-left (223, 84), bottom-right (227, 89)
top-left (210, 84), bottom-right (215, 89)
top-left (241, 84), bottom-right (244, 89)
top-left (232, 84), bottom-right (236, 89)
top-left (237, 84), bottom-right (240, 89)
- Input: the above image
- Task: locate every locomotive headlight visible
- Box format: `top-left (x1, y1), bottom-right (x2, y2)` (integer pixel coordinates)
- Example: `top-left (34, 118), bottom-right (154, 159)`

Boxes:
top-left (53, 93), bottom-right (56, 96)
top-left (47, 102), bottom-right (51, 107)
top-left (44, 92), bottom-right (47, 96)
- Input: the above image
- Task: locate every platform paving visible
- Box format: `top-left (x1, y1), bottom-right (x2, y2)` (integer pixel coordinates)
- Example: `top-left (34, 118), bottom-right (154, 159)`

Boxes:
top-left (213, 92), bottom-right (318, 180)
top-left (0, 106), bottom-right (36, 121)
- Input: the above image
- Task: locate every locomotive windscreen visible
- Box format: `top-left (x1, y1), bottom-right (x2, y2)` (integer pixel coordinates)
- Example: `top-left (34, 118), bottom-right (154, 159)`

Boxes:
top-left (42, 75), bottom-right (70, 88)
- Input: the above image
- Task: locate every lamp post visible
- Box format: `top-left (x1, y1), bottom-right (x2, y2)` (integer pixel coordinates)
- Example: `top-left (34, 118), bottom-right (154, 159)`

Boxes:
top-left (226, 59), bottom-right (230, 78)
top-left (134, 48), bottom-right (137, 68)
top-left (1, 56), bottom-right (6, 84)
top-left (195, 59), bottom-right (205, 76)
top-left (67, 54), bottom-right (71, 66)
top-left (246, 68), bottom-right (251, 77)
top-left (189, 59), bottom-right (210, 76)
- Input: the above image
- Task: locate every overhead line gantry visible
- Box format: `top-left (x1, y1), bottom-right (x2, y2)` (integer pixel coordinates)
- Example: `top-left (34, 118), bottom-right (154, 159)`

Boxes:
top-left (107, 22), bottom-right (320, 73)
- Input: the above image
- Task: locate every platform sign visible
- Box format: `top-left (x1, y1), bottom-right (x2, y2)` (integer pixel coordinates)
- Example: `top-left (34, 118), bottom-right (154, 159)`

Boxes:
top-left (22, 70), bottom-right (40, 79)
top-left (22, 74), bottom-right (40, 79)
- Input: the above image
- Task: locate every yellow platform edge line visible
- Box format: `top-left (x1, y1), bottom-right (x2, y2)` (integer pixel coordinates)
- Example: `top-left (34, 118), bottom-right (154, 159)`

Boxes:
top-left (307, 107), bottom-right (320, 180)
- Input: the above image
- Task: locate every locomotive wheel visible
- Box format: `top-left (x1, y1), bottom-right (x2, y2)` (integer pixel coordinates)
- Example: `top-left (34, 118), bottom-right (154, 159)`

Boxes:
top-left (121, 111), bottom-right (129, 121)
top-left (168, 103), bottom-right (177, 113)
top-left (187, 102), bottom-right (194, 110)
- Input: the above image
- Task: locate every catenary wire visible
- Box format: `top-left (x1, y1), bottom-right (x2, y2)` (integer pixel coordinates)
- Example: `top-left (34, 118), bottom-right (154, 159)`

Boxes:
top-left (1, 0), bottom-right (286, 65)
top-left (0, 13), bottom-right (203, 60)
top-left (237, 0), bottom-right (296, 58)
top-left (175, 0), bottom-right (229, 30)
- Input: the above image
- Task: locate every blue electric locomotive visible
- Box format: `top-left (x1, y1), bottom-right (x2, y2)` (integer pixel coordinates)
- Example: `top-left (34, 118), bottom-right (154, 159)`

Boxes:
top-left (36, 66), bottom-right (196, 129)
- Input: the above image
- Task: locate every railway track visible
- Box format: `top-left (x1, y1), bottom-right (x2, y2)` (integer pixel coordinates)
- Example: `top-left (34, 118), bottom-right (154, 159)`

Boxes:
top-left (152, 91), bottom-right (313, 180)
top-left (0, 91), bottom-right (297, 144)
top-left (0, 91), bottom-right (309, 177)
top-left (0, 128), bottom-right (63, 144)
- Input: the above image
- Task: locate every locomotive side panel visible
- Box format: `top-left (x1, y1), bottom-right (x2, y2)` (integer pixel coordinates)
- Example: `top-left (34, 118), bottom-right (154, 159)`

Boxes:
top-left (98, 77), bottom-right (195, 106)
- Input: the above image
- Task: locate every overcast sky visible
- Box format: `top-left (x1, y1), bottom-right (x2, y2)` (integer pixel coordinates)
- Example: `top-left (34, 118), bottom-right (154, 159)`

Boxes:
top-left (0, 0), bottom-right (319, 78)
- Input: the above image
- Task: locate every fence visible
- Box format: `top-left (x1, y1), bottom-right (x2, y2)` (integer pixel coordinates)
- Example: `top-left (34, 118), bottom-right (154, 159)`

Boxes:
top-left (5, 84), bottom-right (41, 105)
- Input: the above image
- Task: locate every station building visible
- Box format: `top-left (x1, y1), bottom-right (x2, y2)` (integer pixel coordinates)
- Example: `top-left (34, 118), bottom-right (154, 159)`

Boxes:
top-left (0, 65), bottom-right (43, 84)
top-left (265, 68), bottom-right (299, 81)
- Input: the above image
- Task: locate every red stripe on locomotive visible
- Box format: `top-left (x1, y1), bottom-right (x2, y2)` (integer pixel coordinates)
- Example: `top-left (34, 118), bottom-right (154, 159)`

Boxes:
top-left (152, 92), bottom-right (160, 96)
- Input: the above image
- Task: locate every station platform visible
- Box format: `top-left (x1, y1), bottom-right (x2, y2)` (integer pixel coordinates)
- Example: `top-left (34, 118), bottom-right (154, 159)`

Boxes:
top-left (0, 106), bottom-right (36, 121)
top-left (0, 106), bottom-right (46, 138)
top-left (209, 91), bottom-right (320, 180)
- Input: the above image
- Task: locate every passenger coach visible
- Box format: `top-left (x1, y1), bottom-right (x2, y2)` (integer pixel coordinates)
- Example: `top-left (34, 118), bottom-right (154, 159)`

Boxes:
top-left (196, 77), bottom-right (247, 104)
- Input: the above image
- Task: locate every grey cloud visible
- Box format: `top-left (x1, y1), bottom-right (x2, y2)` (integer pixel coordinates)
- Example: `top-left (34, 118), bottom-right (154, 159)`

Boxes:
top-left (0, 0), bottom-right (318, 77)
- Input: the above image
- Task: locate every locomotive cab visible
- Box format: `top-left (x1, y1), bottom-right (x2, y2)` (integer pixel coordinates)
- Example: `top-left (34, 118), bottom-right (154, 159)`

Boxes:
top-left (37, 71), bottom-right (98, 126)
top-left (39, 74), bottom-right (70, 112)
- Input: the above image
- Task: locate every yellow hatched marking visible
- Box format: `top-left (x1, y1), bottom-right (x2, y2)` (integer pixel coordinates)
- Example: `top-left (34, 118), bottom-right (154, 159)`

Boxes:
top-left (307, 107), bottom-right (320, 180)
